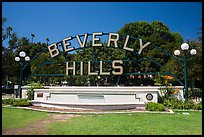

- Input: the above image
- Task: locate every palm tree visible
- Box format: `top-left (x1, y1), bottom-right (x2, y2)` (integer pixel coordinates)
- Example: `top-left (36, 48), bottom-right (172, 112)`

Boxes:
top-left (2, 17), bottom-right (7, 41)
top-left (46, 37), bottom-right (49, 45)
top-left (8, 32), bottom-right (18, 50)
top-left (6, 26), bottom-right (13, 40)
top-left (31, 33), bottom-right (35, 43)
top-left (21, 37), bottom-right (30, 45)
top-left (2, 17), bottom-right (7, 24)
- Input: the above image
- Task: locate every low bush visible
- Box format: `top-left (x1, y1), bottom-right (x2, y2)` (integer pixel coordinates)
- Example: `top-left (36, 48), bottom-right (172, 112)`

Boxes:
top-left (2, 99), bottom-right (31, 107)
top-left (163, 98), bottom-right (183, 109)
top-left (2, 98), bottom-right (14, 105)
top-left (162, 98), bottom-right (202, 110)
top-left (27, 82), bottom-right (42, 100)
top-left (145, 102), bottom-right (166, 111)
top-left (194, 102), bottom-right (202, 110)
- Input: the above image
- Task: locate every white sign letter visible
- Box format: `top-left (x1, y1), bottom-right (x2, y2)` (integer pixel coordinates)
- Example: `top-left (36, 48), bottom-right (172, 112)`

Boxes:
top-left (76, 34), bottom-right (88, 48)
top-left (48, 43), bottom-right (59, 58)
top-left (138, 39), bottom-right (150, 54)
top-left (100, 61), bottom-right (110, 75)
top-left (112, 60), bottom-right (123, 75)
top-left (107, 33), bottom-right (119, 48)
top-left (123, 35), bottom-right (134, 52)
top-left (88, 61), bottom-right (97, 75)
top-left (92, 32), bottom-right (103, 47)
top-left (80, 61), bottom-right (83, 75)
top-left (66, 62), bottom-right (76, 75)
top-left (63, 36), bottom-right (75, 52)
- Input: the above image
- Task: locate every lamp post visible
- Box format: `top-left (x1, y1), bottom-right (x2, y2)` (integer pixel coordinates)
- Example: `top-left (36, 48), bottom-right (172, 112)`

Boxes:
top-left (174, 43), bottom-right (197, 101)
top-left (15, 51), bottom-right (30, 98)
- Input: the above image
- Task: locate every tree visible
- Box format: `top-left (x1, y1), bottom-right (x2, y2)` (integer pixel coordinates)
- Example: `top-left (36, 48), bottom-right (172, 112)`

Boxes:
top-left (73, 41), bottom-right (125, 86)
top-left (31, 34), bottom-right (35, 43)
top-left (117, 21), bottom-right (183, 85)
top-left (6, 26), bottom-right (13, 40)
top-left (20, 37), bottom-right (30, 45)
top-left (187, 24), bottom-right (202, 90)
top-left (8, 32), bottom-right (19, 50)
top-left (196, 19), bottom-right (202, 42)
top-left (2, 50), bottom-right (19, 85)
top-left (2, 18), bottom-right (21, 87)
top-left (188, 41), bottom-right (202, 89)
top-left (2, 17), bottom-right (7, 42)
top-left (46, 38), bottom-right (49, 45)
top-left (161, 27), bottom-right (202, 91)
top-left (2, 18), bottom-right (20, 51)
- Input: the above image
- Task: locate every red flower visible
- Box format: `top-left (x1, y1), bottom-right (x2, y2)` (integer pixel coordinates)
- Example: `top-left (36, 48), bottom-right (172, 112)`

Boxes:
top-left (130, 74), bottom-right (134, 79)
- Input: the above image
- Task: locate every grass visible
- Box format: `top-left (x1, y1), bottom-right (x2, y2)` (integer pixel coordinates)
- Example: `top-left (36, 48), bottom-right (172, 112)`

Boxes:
top-left (47, 111), bottom-right (202, 135)
top-left (2, 107), bottom-right (48, 129)
top-left (2, 107), bottom-right (202, 135)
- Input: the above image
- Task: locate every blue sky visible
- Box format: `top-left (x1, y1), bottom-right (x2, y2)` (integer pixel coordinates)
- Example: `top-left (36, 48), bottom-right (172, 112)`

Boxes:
top-left (2, 2), bottom-right (202, 47)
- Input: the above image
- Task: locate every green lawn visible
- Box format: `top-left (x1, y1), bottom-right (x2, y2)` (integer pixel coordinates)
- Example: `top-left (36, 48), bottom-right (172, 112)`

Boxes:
top-left (48, 111), bottom-right (202, 135)
top-left (2, 107), bottom-right (48, 129)
top-left (2, 107), bottom-right (202, 135)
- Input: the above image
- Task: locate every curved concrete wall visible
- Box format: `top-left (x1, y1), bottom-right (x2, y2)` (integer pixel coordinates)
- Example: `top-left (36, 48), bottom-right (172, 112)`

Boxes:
top-left (30, 86), bottom-right (184, 110)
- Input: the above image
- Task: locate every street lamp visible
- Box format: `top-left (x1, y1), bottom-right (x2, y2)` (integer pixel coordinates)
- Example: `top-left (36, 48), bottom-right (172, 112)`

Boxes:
top-left (174, 43), bottom-right (197, 101)
top-left (15, 51), bottom-right (30, 98)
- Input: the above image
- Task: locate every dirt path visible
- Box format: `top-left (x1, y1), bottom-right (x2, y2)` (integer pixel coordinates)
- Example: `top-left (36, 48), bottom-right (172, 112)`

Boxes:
top-left (2, 113), bottom-right (81, 135)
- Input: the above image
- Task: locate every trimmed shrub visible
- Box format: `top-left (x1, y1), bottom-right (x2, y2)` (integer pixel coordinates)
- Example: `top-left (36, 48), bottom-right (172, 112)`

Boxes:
top-left (2, 99), bottom-right (31, 107)
top-left (145, 102), bottom-right (166, 111)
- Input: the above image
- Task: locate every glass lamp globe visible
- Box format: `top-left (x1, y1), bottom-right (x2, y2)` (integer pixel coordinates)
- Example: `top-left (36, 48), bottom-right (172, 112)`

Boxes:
top-left (15, 57), bottom-right (20, 62)
top-left (181, 43), bottom-right (189, 50)
top-left (190, 49), bottom-right (197, 55)
top-left (25, 56), bottom-right (30, 61)
top-left (19, 51), bottom-right (26, 57)
top-left (174, 50), bottom-right (180, 56)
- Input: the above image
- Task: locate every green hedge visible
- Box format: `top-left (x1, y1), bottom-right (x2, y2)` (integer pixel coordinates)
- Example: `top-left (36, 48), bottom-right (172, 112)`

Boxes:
top-left (145, 102), bottom-right (166, 111)
top-left (163, 99), bottom-right (202, 110)
top-left (2, 98), bottom-right (31, 107)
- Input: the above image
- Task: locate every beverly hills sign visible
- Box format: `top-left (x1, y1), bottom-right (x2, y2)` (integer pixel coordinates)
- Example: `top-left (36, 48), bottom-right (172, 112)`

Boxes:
top-left (30, 32), bottom-right (185, 110)
top-left (47, 32), bottom-right (151, 76)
